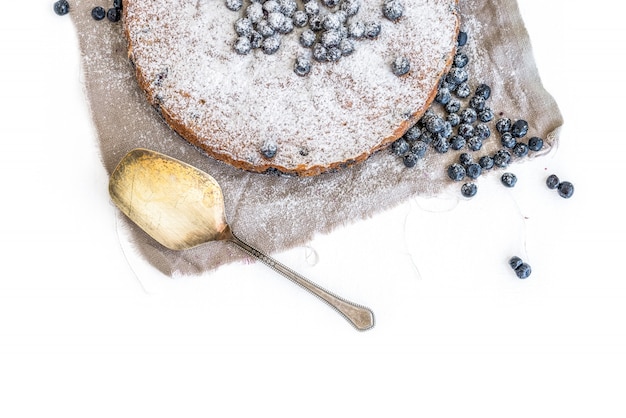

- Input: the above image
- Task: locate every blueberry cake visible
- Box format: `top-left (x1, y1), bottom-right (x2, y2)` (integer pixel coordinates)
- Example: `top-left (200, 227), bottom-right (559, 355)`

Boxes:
top-left (122, 0), bottom-right (460, 176)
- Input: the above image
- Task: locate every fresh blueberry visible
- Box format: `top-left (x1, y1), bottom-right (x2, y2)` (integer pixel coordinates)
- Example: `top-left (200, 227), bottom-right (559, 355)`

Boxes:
top-left (261, 141), bottom-right (278, 158)
top-left (457, 31), bottom-right (468, 47)
top-left (511, 119), bottom-right (529, 138)
top-left (445, 99), bottom-right (461, 114)
top-left (546, 174), bottom-right (560, 189)
top-left (383, 0), bottom-right (404, 22)
top-left (474, 123), bottom-right (491, 140)
top-left (348, 21), bottom-right (365, 39)
top-left (469, 95), bottom-right (486, 112)
top-left (495, 117), bottom-right (512, 134)
top-left (341, 0), bottom-right (361, 16)
top-left (478, 155), bottom-right (494, 170)
top-left (447, 163), bottom-right (466, 181)
top-left (493, 149), bottom-right (511, 168)
top-left (478, 108), bottom-right (494, 123)
top-left (420, 130), bottom-right (435, 145)
top-left (460, 108), bottom-right (477, 124)
top-left (475, 83), bottom-right (491, 100)
top-left (225, 0), bottom-right (243, 11)
top-left (364, 21), bottom-right (381, 39)
top-left (312, 43), bottom-right (328, 61)
top-left (308, 15), bottom-right (323, 31)
top-left (466, 163), bottom-right (482, 179)
top-left (512, 142), bottom-right (529, 158)
top-left (391, 138), bottom-right (409, 156)
top-left (262, 35), bottom-right (281, 54)
top-left (455, 82), bottom-right (471, 98)
top-left (235, 17), bottom-right (254, 37)
top-left (447, 113), bottom-right (461, 127)
top-left (403, 152), bottom-right (419, 168)
top-left (53, 0), bottom-right (70, 15)
top-left (91, 6), bottom-right (106, 20)
top-left (461, 182), bottom-right (478, 198)
top-left (339, 38), bottom-right (355, 56)
top-left (411, 140), bottom-right (428, 158)
top-left (557, 181), bottom-right (574, 198)
top-left (457, 123), bottom-right (474, 139)
top-left (515, 263), bottom-right (532, 279)
top-left (113, 0), bottom-right (123, 8)
top-left (509, 256), bottom-right (523, 270)
top-left (300, 29), bottom-right (316, 48)
top-left (322, 13), bottom-right (343, 31)
top-left (453, 52), bottom-right (469, 68)
top-left (280, 0), bottom-right (298, 17)
top-left (320, 29), bottom-right (342, 48)
top-left (501, 172), bottom-right (517, 187)
top-left (234, 37), bottom-right (252, 55)
top-left (294, 55), bottom-right (311, 76)
top-left (500, 132), bottom-right (516, 149)
top-left (304, 1), bottom-right (320, 16)
top-left (247, 3), bottom-right (264, 22)
top-left (459, 152), bottom-right (473, 167)
top-left (449, 135), bottom-right (466, 150)
top-left (432, 136), bottom-right (450, 153)
top-left (107, 7), bottom-right (121, 22)
top-left (424, 114), bottom-right (445, 134)
top-left (292, 10), bottom-right (308, 27)
top-left (528, 136), bottom-right (544, 152)
top-left (391, 56), bottom-right (410, 76)
top-left (467, 136), bottom-right (483, 152)
top-left (446, 68), bottom-right (469, 85)
top-left (404, 125), bottom-right (422, 141)
top-left (436, 88), bottom-right (452, 105)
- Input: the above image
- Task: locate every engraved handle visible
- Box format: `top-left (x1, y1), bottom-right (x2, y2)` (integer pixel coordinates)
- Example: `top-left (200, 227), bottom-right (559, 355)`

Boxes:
top-left (227, 232), bottom-right (375, 331)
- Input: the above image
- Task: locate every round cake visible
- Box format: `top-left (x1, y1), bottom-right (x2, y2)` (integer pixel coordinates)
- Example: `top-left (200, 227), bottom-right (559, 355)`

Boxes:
top-left (122, 0), bottom-right (460, 176)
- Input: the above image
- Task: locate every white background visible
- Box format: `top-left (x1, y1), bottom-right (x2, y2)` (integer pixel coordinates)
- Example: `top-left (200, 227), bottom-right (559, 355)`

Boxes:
top-left (1, 1), bottom-right (625, 417)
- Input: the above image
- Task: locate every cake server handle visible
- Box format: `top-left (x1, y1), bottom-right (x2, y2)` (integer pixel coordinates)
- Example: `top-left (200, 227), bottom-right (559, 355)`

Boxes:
top-left (227, 232), bottom-right (375, 331)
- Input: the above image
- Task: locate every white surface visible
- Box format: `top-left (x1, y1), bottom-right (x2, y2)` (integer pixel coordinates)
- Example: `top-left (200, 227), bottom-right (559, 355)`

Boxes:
top-left (1, 1), bottom-right (624, 417)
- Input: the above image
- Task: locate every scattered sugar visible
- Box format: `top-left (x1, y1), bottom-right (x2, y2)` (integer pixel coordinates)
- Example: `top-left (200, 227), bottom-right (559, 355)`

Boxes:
top-left (124, 0), bottom-right (459, 174)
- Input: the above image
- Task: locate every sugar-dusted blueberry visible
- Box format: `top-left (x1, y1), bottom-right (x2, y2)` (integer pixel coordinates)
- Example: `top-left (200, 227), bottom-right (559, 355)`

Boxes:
top-left (445, 99), bottom-right (461, 114)
top-left (292, 10), bottom-right (308, 27)
top-left (501, 172), bottom-right (517, 187)
top-left (226, 0), bottom-right (243, 11)
top-left (478, 155), bottom-right (494, 170)
top-left (257, 19), bottom-right (276, 37)
top-left (246, 2), bottom-right (264, 22)
top-left (340, 38), bottom-right (355, 56)
top-left (411, 140), bottom-right (428, 158)
top-left (467, 136), bottom-right (483, 152)
top-left (475, 83), bottom-right (491, 100)
top-left (459, 152), bottom-right (473, 167)
top-left (300, 29), bottom-right (316, 48)
top-left (420, 130), bottom-right (434, 145)
top-left (455, 82), bottom-right (471, 98)
top-left (91, 6), bottom-right (106, 20)
top-left (474, 123), bottom-right (491, 140)
top-left (515, 262), bottom-right (532, 279)
top-left (391, 56), bottom-right (410, 76)
top-left (262, 35), bottom-right (281, 54)
top-left (528, 136), bottom-right (544, 152)
top-left (263, 0), bottom-right (280, 13)
top-left (250, 31), bottom-right (263, 49)
top-left (235, 17), bottom-right (254, 37)
top-left (449, 135), bottom-right (466, 150)
top-left (234, 36), bottom-right (252, 55)
top-left (512, 142), bottom-right (529, 158)
top-left (466, 163), bottom-right (482, 179)
top-left (436, 88), bottom-right (452, 105)
top-left (460, 108), bottom-right (477, 124)
top-left (440, 121), bottom-right (453, 139)
top-left (493, 149), bottom-right (511, 168)
top-left (446, 67), bottom-right (469, 85)
top-left (500, 132), bottom-right (516, 149)
top-left (322, 13), bottom-right (343, 31)
top-left (326, 46), bottom-right (342, 61)
top-left (107, 7), bottom-right (121, 22)
top-left (304, 1), bottom-right (320, 16)
top-left (432, 136), bottom-right (450, 154)
top-left (312, 43), bottom-right (328, 61)
top-left (391, 138), bottom-right (409, 156)
top-left (447, 113), bottom-right (461, 127)
top-left (294, 55), bottom-right (311, 76)
top-left (447, 163), bottom-right (466, 181)
top-left (461, 182), bottom-right (478, 198)
top-left (403, 153), bottom-right (419, 168)
top-left (348, 21), bottom-right (365, 39)
top-left (321, 29), bottom-right (342, 48)
top-left (279, 0), bottom-right (298, 17)
top-left (457, 31), bottom-right (468, 47)
top-left (453, 52), bottom-right (469, 68)
top-left (322, 0), bottom-right (339, 7)
top-left (54, 0), bottom-right (70, 15)
top-left (424, 113), bottom-right (445, 133)
top-left (404, 125), bottom-right (421, 141)
top-left (469, 95), bottom-right (486, 112)
top-left (495, 117), bottom-right (512, 133)
top-left (511, 119), bottom-right (529, 138)
top-left (261, 141), bottom-right (278, 159)
top-left (114, 0), bottom-right (122, 8)
top-left (341, 0), bottom-right (361, 16)
top-left (546, 174), bottom-right (560, 189)
top-left (478, 108), bottom-right (494, 123)
top-left (557, 181), bottom-right (574, 198)
top-left (383, 0), bottom-right (404, 21)
top-left (364, 21), bottom-right (381, 39)
top-left (509, 256), bottom-right (523, 270)
top-left (457, 123), bottom-right (474, 139)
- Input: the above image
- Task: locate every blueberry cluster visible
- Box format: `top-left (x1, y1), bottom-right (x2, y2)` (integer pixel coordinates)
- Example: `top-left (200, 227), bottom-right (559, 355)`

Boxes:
top-left (546, 174), bottom-right (574, 198)
top-left (509, 256), bottom-right (531, 279)
top-left (91, 1), bottom-right (123, 22)
top-left (390, 30), bottom-right (546, 198)
top-left (226, 0), bottom-right (385, 76)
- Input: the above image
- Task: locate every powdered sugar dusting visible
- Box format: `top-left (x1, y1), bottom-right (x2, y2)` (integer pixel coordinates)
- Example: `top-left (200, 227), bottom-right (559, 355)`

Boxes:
top-left (124, 0), bottom-right (459, 174)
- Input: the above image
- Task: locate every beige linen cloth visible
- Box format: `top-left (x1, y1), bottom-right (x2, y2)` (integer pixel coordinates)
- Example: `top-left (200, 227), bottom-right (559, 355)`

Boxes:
top-left (69, 0), bottom-right (562, 276)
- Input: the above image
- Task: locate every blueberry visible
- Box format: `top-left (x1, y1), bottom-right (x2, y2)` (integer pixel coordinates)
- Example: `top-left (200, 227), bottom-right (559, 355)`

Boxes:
top-left (403, 152), bottom-right (419, 168)
top-left (91, 6), bottom-right (106, 20)
top-left (447, 113), bottom-right (461, 127)
top-left (383, 0), bottom-right (404, 22)
top-left (469, 95), bottom-right (486, 112)
top-left (447, 163), bottom-right (466, 181)
top-left (304, 1), bottom-right (320, 17)
top-left (460, 108), bottom-right (477, 124)
top-left (457, 31), bottom-right (468, 47)
top-left (449, 135), bottom-right (466, 150)
top-left (445, 99), bottom-right (461, 114)
top-left (474, 123), bottom-right (491, 140)
top-left (461, 182), bottom-right (478, 198)
top-left (391, 138), bottom-right (409, 156)
top-left (512, 142), bottom-right (529, 158)
top-left (250, 31), bottom-right (263, 49)
top-left (107, 7), bottom-right (121, 22)
top-left (511, 119), bottom-right (529, 138)
top-left (475, 83), bottom-right (491, 100)
top-left (321, 29), bottom-right (342, 48)
top-left (478, 155), bottom-right (494, 170)
top-left (364, 21), bottom-right (381, 39)
top-left (467, 136), bottom-right (483, 152)
top-left (515, 262), bottom-right (532, 279)
top-left (546, 174), bottom-right (560, 189)
top-left (557, 181), bottom-right (574, 198)
top-left (292, 10), bottom-right (308, 27)
top-left (348, 21), bottom-right (365, 39)
top-left (478, 108), bottom-right (494, 123)
top-left (53, 0), bottom-right (70, 15)
top-left (294, 55), bottom-right (311, 76)
top-left (261, 141), bottom-right (278, 159)
top-left (322, 0), bottom-right (339, 7)
top-left (339, 38), bottom-right (355, 56)
top-left (262, 35), bottom-right (281, 54)
top-left (420, 130), bottom-right (434, 145)
top-left (404, 125), bottom-right (421, 141)
top-left (455, 82), bottom-right (471, 98)
top-left (457, 123), bottom-right (474, 139)
top-left (495, 117), bottom-right (512, 134)
top-left (528, 136), bottom-right (544, 152)
top-left (436, 88), bottom-right (452, 105)
top-left (235, 17), bottom-right (253, 37)
top-left (234, 37), bottom-right (252, 55)
top-left (113, 0), bottom-right (123, 8)
top-left (391, 56), bottom-right (410, 76)
top-left (509, 256), bottom-right (523, 270)
top-left (300, 29), bottom-right (316, 48)
top-left (459, 152), bottom-right (473, 167)
top-left (466, 163), bottom-right (482, 179)
top-left (501, 172), bottom-right (517, 187)
top-left (341, 0), bottom-right (361, 16)
top-left (280, 0), bottom-right (298, 17)
top-left (453, 52), bottom-right (469, 68)
top-left (263, 0), bottom-right (280, 13)
top-left (432, 136), bottom-right (450, 153)
top-left (446, 67), bottom-right (469, 85)
top-left (225, 0), bottom-right (243, 11)
top-left (424, 114), bottom-right (445, 134)
top-left (493, 149), bottom-right (511, 168)
top-left (247, 3), bottom-right (264, 22)
top-left (500, 132), bottom-right (516, 149)
top-left (411, 140), bottom-right (428, 158)
top-left (322, 13), bottom-right (343, 31)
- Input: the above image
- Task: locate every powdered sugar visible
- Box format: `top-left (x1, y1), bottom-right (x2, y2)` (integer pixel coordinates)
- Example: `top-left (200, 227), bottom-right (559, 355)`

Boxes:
top-left (124, 0), bottom-right (459, 175)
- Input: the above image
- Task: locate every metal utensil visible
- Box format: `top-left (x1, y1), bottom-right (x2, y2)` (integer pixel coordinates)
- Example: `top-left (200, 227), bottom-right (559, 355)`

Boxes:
top-left (109, 148), bottom-right (374, 330)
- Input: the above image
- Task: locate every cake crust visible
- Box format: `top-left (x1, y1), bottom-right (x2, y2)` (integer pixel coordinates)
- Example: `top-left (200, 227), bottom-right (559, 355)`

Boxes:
top-left (123, 0), bottom-right (460, 176)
